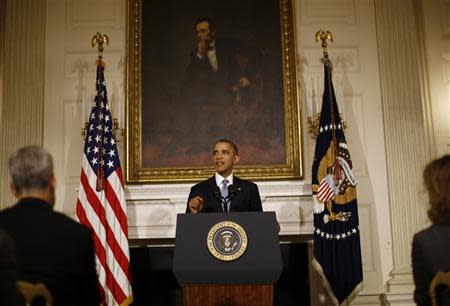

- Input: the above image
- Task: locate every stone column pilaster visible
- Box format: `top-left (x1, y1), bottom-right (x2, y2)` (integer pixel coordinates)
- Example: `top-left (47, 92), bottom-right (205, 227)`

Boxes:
top-left (374, 0), bottom-right (432, 304)
top-left (0, 0), bottom-right (46, 208)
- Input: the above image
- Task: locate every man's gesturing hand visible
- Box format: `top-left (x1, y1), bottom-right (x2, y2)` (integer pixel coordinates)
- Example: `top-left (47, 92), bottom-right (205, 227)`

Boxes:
top-left (188, 196), bottom-right (204, 214)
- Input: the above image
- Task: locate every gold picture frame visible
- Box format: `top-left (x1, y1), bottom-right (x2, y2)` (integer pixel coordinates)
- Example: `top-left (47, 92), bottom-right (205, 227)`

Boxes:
top-left (126, 0), bottom-right (302, 183)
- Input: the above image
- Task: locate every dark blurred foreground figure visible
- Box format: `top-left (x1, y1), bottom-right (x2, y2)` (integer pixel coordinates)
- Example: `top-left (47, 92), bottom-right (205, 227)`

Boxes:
top-left (0, 227), bottom-right (24, 306)
top-left (0, 145), bottom-right (100, 306)
top-left (412, 154), bottom-right (450, 306)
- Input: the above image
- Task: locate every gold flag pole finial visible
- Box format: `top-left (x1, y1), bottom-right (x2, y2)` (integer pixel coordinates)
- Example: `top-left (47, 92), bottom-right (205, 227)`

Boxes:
top-left (307, 30), bottom-right (346, 139)
top-left (315, 30), bottom-right (333, 58)
top-left (91, 32), bottom-right (109, 66)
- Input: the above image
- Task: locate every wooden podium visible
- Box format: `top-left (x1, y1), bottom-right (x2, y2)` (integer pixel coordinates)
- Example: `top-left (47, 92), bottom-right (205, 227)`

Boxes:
top-left (173, 212), bottom-right (282, 306)
top-left (183, 284), bottom-right (273, 306)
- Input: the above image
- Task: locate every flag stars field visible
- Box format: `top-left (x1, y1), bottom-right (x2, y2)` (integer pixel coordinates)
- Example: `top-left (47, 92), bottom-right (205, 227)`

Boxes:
top-left (314, 227), bottom-right (360, 241)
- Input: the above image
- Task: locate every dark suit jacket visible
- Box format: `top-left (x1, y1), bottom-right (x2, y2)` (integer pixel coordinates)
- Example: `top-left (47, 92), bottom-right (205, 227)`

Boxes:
top-left (186, 176), bottom-right (262, 213)
top-left (0, 198), bottom-right (100, 306)
top-left (183, 38), bottom-right (261, 107)
top-left (0, 227), bottom-right (24, 306)
top-left (186, 38), bottom-right (260, 90)
top-left (412, 223), bottom-right (450, 306)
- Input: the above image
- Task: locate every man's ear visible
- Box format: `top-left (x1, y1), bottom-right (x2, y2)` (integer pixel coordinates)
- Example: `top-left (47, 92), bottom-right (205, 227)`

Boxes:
top-left (9, 181), bottom-right (20, 199)
top-left (49, 174), bottom-right (56, 190)
top-left (233, 155), bottom-right (240, 164)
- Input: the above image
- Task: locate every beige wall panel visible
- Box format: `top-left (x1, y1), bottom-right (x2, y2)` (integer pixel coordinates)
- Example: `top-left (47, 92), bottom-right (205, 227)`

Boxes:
top-left (420, 0), bottom-right (450, 154)
top-left (45, 0), bottom-right (126, 214)
top-left (299, 0), bottom-right (357, 25)
top-left (66, 0), bottom-right (122, 31)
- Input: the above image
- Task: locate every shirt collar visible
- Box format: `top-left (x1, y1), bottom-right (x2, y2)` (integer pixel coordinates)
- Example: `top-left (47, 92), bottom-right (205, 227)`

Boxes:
top-left (215, 172), bottom-right (233, 186)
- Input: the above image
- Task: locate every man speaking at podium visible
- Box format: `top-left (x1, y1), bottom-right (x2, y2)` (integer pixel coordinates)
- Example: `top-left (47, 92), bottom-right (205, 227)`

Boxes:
top-left (186, 139), bottom-right (262, 214)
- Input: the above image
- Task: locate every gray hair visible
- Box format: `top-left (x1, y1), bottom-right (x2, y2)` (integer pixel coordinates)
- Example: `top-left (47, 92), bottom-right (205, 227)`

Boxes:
top-left (8, 145), bottom-right (54, 194)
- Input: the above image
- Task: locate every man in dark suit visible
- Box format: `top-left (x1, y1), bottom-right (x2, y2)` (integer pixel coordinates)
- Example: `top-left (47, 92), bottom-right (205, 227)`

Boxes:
top-left (186, 139), bottom-right (262, 213)
top-left (0, 145), bottom-right (100, 306)
top-left (184, 17), bottom-right (260, 98)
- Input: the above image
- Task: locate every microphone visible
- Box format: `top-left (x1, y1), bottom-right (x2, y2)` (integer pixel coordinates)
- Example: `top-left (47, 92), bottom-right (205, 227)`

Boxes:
top-left (213, 186), bottom-right (221, 200)
top-left (228, 184), bottom-right (237, 199)
top-left (214, 186), bottom-right (228, 212)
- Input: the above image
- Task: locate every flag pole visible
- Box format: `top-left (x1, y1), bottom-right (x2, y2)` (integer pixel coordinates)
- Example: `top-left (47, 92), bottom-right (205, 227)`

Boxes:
top-left (308, 30), bottom-right (347, 139)
top-left (311, 29), bottom-right (363, 306)
top-left (92, 32), bottom-right (109, 67)
top-left (315, 29), bottom-right (333, 59)
top-left (91, 33), bottom-right (109, 191)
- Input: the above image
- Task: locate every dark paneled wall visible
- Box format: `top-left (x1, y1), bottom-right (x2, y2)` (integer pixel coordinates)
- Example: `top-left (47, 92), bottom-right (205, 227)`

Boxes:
top-left (130, 243), bottom-right (309, 306)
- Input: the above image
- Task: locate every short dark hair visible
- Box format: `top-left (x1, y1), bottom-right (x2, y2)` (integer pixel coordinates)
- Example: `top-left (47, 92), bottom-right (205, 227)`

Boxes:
top-left (194, 17), bottom-right (216, 32)
top-left (423, 154), bottom-right (450, 224)
top-left (215, 139), bottom-right (238, 155)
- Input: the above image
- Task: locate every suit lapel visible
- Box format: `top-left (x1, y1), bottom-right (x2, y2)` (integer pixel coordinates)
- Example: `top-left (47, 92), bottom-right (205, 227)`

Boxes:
top-left (207, 176), bottom-right (223, 212)
top-left (229, 176), bottom-right (243, 212)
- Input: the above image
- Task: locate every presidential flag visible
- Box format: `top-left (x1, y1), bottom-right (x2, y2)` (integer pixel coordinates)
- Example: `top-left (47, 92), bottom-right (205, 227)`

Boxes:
top-left (311, 58), bottom-right (363, 305)
top-left (76, 62), bottom-right (133, 306)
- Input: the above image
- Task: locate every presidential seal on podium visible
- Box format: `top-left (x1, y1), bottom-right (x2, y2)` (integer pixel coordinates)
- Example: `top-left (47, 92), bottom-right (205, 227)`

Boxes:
top-left (207, 221), bottom-right (248, 261)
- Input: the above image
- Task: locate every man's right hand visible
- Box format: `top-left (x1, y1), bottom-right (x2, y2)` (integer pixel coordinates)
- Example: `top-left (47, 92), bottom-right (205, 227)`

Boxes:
top-left (188, 196), bottom-right (204, 214)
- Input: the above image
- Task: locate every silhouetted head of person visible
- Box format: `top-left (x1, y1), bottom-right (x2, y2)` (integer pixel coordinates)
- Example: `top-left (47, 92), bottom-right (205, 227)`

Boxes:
top-left (8, 145), bottom-right (56, 206)
top-left (423, 154), bottom-right (450, 225)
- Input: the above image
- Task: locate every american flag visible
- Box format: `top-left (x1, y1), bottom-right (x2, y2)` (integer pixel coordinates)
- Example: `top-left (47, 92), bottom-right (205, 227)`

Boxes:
top-left (76, 63), bottom-right (133, 305)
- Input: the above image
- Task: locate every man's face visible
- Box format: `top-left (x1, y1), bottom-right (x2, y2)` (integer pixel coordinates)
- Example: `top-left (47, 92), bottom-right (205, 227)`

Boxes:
top-left (212, 142), bottom-right (239, 177)
top-left (195, 21), bottom-right (214, 43)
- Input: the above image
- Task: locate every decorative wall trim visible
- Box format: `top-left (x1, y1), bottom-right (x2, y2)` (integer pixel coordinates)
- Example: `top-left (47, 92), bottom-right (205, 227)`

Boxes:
top-left (125, 181), bottom-right (314, 239)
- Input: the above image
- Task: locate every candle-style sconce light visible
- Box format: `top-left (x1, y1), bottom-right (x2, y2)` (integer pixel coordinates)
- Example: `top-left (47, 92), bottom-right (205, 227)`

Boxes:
top-left (307, 114), bottom-right (320, 139)
top-left (113, 118), bottom-right (126, 140)
top-left (307, 30), bottom-right (347, 139)
top-left (81, 33), bottom-right (125, 141)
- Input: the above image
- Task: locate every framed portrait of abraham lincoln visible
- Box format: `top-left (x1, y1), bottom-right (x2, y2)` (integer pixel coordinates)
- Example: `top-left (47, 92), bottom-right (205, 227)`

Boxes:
top-left (126, 0), bottom-right (302, 183)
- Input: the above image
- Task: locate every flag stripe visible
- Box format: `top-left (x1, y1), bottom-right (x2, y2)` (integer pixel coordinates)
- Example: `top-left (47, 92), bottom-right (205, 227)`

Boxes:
top-left (76, 200), bottom-right (123, 296)
top-left (78, 179), bottom-right (129, 289)
top-left (77, 198), bottom-right (127, 304)
top-left (76, 63), bottom-right (132, 306)
top-left (80, 167), bottom-right (131, 280)
top-left (104, 171), bottom-right (128, 236)
top-left (78, 166), bottom-right (132, 303)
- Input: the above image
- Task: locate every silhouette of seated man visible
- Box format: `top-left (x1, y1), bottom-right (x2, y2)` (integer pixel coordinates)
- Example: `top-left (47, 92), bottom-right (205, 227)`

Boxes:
top-left (0, 145), bottom-right (100, 306)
